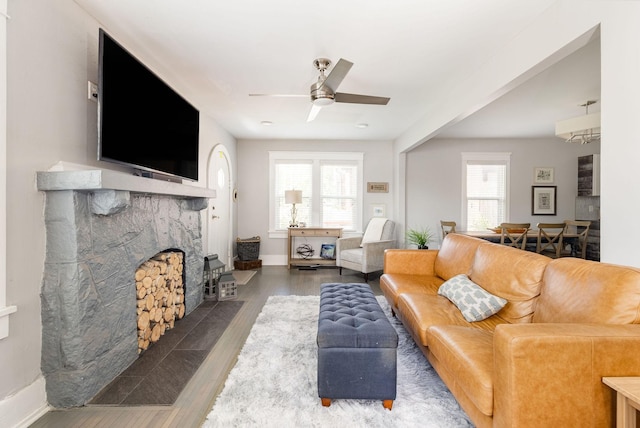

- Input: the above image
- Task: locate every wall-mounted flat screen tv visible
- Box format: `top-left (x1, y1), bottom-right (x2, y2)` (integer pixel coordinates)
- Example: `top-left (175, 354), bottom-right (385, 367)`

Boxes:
top-left (98, 29), bottom-right (199, 181)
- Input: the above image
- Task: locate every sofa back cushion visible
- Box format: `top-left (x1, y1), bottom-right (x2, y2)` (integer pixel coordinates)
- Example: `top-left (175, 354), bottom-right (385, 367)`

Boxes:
top-left (434, 233), bottom-right (486, 280)
top-left (533, 258), bottom-right (640, 324)
top-left (469, 243), bottom-right (551, 323)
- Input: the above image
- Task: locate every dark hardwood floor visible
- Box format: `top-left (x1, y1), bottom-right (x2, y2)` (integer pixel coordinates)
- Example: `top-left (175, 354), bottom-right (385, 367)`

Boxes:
top-left (30, 266), bottom-right (380, 428)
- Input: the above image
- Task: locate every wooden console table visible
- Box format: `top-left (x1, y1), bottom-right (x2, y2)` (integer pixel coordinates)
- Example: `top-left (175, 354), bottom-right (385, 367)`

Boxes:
top-left (288, 227), bottom-right (342, 269)
top-left (603, 377), bottom-right (640, 427)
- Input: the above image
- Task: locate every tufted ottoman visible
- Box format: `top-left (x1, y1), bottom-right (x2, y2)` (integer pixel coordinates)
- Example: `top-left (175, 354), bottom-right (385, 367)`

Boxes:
top-left (317, 282), bottom-right (398, 410)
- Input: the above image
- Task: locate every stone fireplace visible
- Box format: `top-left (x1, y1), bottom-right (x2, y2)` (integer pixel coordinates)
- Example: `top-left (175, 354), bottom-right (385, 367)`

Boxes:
top-left (37, 168), bottom-right (215, 407)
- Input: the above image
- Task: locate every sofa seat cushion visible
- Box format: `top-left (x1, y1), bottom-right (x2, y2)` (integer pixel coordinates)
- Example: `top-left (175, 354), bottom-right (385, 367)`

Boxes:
top-left (398, 293), bottom-right (509, 347)
top-left (428, 325), bottom-right (495, 417)
top-left (380, 274), bottom-right (443, 308)
top-left (396, 293), bottom-right (468, 347)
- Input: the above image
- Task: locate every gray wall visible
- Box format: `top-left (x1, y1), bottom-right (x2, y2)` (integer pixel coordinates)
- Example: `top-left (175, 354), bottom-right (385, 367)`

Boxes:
top-left (236, 139), bottom-right (394, 265)
top-left (406, 137), bottom-right (600, 246)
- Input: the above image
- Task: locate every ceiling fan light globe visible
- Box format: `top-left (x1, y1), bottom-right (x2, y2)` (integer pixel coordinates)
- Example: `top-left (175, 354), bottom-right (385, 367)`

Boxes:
top-left (312, 97), bottom-right (334, 106)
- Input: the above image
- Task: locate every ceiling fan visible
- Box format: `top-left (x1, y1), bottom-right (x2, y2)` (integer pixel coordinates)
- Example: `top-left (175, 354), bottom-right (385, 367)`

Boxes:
top-left (250, 58), bottom-right (390, 122)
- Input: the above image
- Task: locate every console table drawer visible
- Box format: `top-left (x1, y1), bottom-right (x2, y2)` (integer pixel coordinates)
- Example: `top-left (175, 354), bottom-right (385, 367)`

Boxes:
top-left (289, 229), bottom-right (316, 237)
top-left (313, 229), bottom-right (341, 237)
top-left (289, 228), bottom-right (341, 237)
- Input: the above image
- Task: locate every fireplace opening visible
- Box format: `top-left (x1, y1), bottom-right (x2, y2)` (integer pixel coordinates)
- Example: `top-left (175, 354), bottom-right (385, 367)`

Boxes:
top-left (135, 249), bottom-right (186, 354)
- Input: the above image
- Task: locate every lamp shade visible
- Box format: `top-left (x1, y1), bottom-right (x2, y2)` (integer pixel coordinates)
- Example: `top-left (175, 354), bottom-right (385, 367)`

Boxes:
top-left (284, 190), bottom-right (302, 204)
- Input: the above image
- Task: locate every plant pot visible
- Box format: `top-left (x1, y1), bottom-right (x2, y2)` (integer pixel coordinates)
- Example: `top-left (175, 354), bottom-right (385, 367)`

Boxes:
top-left (418, 245), bottom-right (429, 249)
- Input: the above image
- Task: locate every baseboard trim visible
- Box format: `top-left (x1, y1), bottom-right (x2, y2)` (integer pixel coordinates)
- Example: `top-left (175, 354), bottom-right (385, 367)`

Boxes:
top-left (259, 255), bottom-right (286, 266)
top-left (0, 376), bottom-right (49, 428)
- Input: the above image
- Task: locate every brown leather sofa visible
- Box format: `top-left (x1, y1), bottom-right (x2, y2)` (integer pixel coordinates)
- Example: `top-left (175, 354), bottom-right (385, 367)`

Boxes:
top-left (381, 233), bottom-right (640, 428)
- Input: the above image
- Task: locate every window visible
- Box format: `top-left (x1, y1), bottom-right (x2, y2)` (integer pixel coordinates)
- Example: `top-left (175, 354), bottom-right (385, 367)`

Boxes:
top-left (462, 153), bottom-right (510, 231)
top-left (269, 152), bottom-right (363, 235)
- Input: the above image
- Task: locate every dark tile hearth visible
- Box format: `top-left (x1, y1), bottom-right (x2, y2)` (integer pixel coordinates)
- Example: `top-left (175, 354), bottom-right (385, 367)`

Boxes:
top-left (90, 299), bottom-right (244, 406)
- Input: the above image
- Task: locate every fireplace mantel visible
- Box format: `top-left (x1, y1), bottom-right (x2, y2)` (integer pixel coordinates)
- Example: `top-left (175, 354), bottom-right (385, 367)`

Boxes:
top-left (37, 168), bottom-right (216, 199)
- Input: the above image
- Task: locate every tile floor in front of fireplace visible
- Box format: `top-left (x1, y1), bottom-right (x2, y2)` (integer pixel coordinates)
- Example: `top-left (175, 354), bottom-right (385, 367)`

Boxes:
top-left (89, 298), bottom-right (244, 406)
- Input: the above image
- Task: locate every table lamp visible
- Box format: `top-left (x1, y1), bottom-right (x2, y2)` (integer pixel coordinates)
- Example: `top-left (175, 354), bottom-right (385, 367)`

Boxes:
top-left (285, 190), bottom-right (302, 227)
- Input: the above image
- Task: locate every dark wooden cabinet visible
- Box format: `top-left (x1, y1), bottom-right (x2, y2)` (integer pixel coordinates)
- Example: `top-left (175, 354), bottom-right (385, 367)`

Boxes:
top-left (578, 154), bottom-right (600, 196)
top-left (577, 154), bottom-right (600, 261)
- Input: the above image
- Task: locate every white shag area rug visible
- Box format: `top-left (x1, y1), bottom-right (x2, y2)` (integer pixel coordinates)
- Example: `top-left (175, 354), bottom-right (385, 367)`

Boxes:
top-left (203, 295), bottom-right (474, 428)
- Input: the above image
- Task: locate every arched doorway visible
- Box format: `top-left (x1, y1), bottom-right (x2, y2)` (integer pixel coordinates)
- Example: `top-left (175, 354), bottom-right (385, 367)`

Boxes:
top-left (207, 145), bottom-right (233, 269)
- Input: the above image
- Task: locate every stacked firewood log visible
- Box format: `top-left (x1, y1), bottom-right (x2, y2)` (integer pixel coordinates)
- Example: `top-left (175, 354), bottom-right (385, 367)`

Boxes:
top-left (135, 251), bottom-right (185, 353)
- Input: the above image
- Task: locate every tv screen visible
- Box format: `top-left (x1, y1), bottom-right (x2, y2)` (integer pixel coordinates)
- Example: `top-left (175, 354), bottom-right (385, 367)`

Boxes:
top-left (98, 29), bottom-right (199, 181)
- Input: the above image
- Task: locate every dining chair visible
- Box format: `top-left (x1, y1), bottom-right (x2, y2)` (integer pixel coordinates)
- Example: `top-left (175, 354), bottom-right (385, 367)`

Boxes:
top-left (535, 223), bottom-right (565, 258)
top-left (499, 223), bottom-right (530, 250)
top-left (562, 220), bottom-right (591, 259)
top-left (440, 221), bottom-right (456, 237)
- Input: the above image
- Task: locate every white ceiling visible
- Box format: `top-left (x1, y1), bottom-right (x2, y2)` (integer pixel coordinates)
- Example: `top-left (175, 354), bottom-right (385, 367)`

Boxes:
top-left (74, 0), bottom-right (600, 142)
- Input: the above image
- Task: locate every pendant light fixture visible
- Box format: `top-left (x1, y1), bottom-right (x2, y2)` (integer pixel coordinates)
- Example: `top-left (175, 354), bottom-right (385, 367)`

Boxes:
top-left (555, 100), bottom-right (601, 144)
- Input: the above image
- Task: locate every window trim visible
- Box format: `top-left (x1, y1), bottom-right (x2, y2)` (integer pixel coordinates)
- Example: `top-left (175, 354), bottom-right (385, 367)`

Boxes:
top-left (268, 151), bottom-right (363, 238)
top-left (461, 152), bottom-right (511, 231)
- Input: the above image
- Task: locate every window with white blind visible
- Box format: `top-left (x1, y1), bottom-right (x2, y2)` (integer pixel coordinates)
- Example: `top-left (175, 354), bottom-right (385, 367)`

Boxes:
top-left (462, 153), bottom-right (511, 231)
top-left (269, 152), bottom-right (363, 235)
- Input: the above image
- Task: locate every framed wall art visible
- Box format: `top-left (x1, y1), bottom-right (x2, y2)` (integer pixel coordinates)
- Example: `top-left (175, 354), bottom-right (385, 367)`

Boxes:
top-left (532, 186), bottom-right (557, 215)
top-left (367, 182), bottom-right (389, 193)
top-left (533, 167), bottom-right (554, 184)
top-left (371, 204), bottom-right (386, 218)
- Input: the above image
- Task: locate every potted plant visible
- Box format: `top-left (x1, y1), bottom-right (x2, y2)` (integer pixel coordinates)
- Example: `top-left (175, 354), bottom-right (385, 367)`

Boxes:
top-left (406, 226), bottom-right (434, 249)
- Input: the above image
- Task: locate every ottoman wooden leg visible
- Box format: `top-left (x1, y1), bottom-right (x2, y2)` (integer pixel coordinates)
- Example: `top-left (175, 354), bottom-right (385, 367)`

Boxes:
top-left (321, 398), bottom-right (331, 407)
top-left (382, 399), bottom-right (393, 410)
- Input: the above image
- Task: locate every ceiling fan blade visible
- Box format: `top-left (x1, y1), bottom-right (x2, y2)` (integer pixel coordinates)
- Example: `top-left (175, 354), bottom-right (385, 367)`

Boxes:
top-left (307, 104), bottom-right (322, 122)
top-left (249, 93), bottom-right (307, 98)
top-left (322, 58), bottom-right (353, 91)
top-left (334, 92), bottom-right (390, 105)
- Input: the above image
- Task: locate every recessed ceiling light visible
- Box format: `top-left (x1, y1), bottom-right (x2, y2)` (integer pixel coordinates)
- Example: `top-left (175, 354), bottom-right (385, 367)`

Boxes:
top-left (356, 123), bottom-right (368, 129)
top-left (261, 121), bottom-right (273, 126)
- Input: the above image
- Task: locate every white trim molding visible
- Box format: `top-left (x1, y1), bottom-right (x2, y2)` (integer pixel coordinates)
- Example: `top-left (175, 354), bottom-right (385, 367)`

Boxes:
top-left (0, 0), bottom-right (15, 340)
top-left (0, 376), bottom-right (50, 428)
top-left (0, 305), bottom-right (17, 340)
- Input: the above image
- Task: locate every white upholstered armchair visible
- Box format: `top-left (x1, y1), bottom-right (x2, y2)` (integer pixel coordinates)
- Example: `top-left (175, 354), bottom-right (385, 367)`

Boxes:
top-left (336, 218), bottom-right (396, 281)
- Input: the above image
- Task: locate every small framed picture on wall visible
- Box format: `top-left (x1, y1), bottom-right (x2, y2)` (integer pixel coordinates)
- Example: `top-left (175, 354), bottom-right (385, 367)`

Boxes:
top-left (532, 186), bottom-right (557, 215)
top-left (533, 167), bottom-right (554, 184)
top-left (371, 204), bottom-right (386, 217)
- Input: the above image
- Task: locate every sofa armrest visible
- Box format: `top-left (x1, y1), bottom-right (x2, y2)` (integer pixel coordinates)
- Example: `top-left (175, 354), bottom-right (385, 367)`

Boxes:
top-left (383, 249), bottom-right (438, 276)
top-left (493, 323), bottom-right (640, 428)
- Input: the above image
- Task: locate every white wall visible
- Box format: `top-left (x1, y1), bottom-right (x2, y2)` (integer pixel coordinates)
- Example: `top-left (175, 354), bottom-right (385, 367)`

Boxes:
top-left (0, 1), bottom-right (236, 427)
top-left (237, 139), bottom-right (394, 265)
top-left (599, 2), bottom-right (640, 266)
top-left (406, 137), bottom-right (600, 247)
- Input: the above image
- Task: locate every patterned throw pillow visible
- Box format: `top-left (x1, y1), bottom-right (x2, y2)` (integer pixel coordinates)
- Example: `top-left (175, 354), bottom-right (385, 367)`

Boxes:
top-left (437, 274), bottom-right (507, 322)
